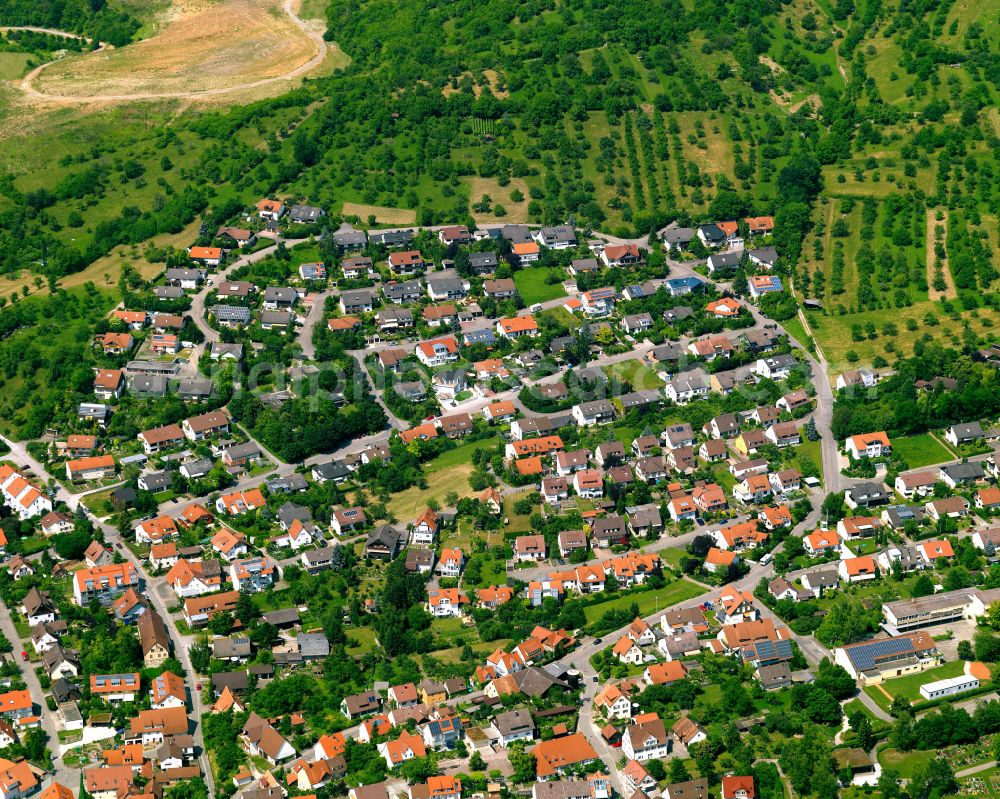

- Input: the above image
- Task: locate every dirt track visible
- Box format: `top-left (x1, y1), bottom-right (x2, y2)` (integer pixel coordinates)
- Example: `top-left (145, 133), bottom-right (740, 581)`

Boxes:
top-left (18, 0), bottom-right (327, 103)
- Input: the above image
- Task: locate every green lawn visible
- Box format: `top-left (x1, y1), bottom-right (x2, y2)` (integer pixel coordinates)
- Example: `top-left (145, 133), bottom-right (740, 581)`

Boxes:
top-left (514, 267), bottom-right (568, 304)
top-left (659, 547), bottom-right (687, 570)
top-left (538, 305), bottom-right (582, 329)
top-left (346, 626), bottom-right (377, 657)
top-left (878, 747), bottom-right (936, 779)
top-left (0, 53), bottom-right (33, 81)
top-left (869, 659), bottom-right (969, 706)
top-left (604, 359), bottom-right (664, 390)
top-left (582, 578), bottom-right (704, 623)
top-left (842, 698), bottom-right (888, 731)
top-left (892, 434), bottom-right (954, 469)
top-left (780, 314), bottom-right (810, 349)
top-left (795, 437), bottom-right (824, 486)
top-left (712, 464), bottom-right (737, 494)
top-left (428, 436), bottom-right (499, 471)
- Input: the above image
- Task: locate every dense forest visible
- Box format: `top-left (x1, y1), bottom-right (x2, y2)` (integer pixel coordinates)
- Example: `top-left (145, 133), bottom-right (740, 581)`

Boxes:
top-left (831, 343), bottom-right (1000, 439)
top-left (0, 0), bottom-right (140, 46)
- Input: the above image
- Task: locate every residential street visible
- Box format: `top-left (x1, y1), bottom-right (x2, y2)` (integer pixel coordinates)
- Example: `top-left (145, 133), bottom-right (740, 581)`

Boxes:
top-left (0, 600), bottom-right (74, 785)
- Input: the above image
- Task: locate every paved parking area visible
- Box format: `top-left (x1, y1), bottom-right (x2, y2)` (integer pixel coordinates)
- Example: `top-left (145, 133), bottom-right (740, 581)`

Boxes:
top-left (932, 619), bottom-right (977, 660)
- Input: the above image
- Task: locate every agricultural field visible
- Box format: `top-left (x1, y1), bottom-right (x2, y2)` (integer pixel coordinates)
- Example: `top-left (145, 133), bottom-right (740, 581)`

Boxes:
top-left (804, 301), bottom-right (997, 373)
top-left (340, 202), bottom-right (417, 226)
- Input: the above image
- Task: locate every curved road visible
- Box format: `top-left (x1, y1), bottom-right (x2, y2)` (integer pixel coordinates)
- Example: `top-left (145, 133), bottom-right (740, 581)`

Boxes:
top-left (20, 0), bottom-right (327, 103)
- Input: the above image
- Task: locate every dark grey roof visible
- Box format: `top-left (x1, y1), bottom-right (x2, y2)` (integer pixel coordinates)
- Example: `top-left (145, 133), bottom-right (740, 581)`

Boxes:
top-left (178, 377), bottom-right (213, 399)
top-left (166, 268), bottom-right (203, 282)
top-left (290, 204), bottom-right (326, 222)
top-left (941, 462), bottom-right (984, 481)
top-left (662, 227), bottom-right (695, 245)
top-left (334, 229), bottom-right (368, 247)
top-left (131, 375), bottom-right (168, 395)
top-left (297, 633), bottom-right (330, 658)
top-left (804, 569), bottom-right (839, 587)
top-left (263, 287), bottom-right (298, 303)
top-left (211, 343), bottom-right (244, 360)
top-left (260, 310), bottom-right (294, 327)
top-left (620, 390), bottom-right (662, 409)
top-left (262, 608), bottom-right (301, 627)
top-left (369, 229), bottom-right (414, 246)
top-left (469, 252), bottom-right (498, 268)
top-left (212, 671), bottom-right (249, 694)
top-left (266, 474), bottom-right (308, 493)
top-left (698, 224), bottom-right (725, 242)
top-left (277, 502), bottom-right (311, 528)
top-left (749, 246), bottom-right (779, 265)
top-left (211, 305), bottom-right (252, 323)
top-left (340, 288), bottom-right (376, 305)
top-left (312, 461), bottom-right (351, 481)
top-left (181, 458), bottom-right (213, 478)
top-left (140, 471), bottom-right (174, 491)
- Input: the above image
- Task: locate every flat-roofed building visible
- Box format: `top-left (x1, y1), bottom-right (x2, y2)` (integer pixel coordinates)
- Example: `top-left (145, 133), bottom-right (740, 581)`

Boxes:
top-left (882, 587), bottom-right (1000, 634)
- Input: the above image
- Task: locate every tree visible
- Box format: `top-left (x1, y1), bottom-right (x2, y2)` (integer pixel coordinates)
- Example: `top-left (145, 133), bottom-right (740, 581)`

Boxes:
top-left (911, 573), bottom-right (935, 598)
top-left (816, 596), bottom-right (876, 647)
top-left (848, 711), bottom-right (874, 751)
top-left (469, 751), bottom-right (486, 771)
top-left (508, 742), bottom-right (536, 783)
top-left (820, 492), bottom-right (846, 522)
top-left (814, 659), bottom-right (855, 700)
top-left (165, 779), bottom-right (208, 799)
top-left (53, 530), bottom-right (93, 560)
top-left (668, 758), bottom-right (691, 783)
top-left (22, 727), bottom-right (48, 765)
top-left (958, 640), bottom-right (974, 660)
top-left (975, 629), bottom-right (1000, 662)
top-left (190, 640), bottom-right (211, 674)
top-left (792, 683), bottom-right (842, 725)
top-left (646, 759), bottom-right (666, 781)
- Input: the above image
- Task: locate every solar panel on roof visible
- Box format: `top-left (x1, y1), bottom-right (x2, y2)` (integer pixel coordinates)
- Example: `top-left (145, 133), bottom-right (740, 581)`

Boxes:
top-left (845, 637), bottom-right (915, 671)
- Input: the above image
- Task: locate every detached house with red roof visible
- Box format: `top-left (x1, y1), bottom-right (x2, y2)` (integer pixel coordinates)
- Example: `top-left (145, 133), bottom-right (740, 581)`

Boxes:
top-left (917, 539), bottom-right (954, 565)
top-left (804, 530), bottom-right (840, 556)
top-left (722, 776), bottom-right (756, 799)
top-left (415, 337), bottom-right (459, 367)
top-left (846, 432), bottom-right (892, 459)
top-left (215, 489), bottom-right (266, 515)
top-left (378, 730), bottom-right (426, 769)
top-left (496, 316), bottom-right (539, 340)
top-left (0, 465), bottom-right (52, 520)
top-left (94, 369), bottom-right (125, 400)
top-left (411, 508), bottom-right (439, 546)
top-left (427, 588), bottom-right (468, 618)
top-left (600, 243), bottom-right (642, 267)
top-left (66, 455), bottom-right (115, 482)
top-left (839, 556), bottom-right (878, 583)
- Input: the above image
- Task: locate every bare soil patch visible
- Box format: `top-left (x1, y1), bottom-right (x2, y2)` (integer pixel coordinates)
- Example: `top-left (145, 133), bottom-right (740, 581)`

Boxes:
top-left (469, 176), bottom-right (529, 224)
top-left (341, 202), bottom-right (417, 225)
top-left (27, 0), bottom-right (324, 101)
top-left (441, 68), bottom-right (508, 99)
